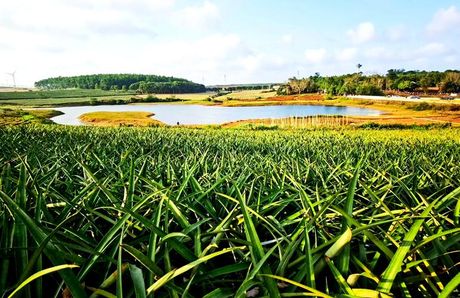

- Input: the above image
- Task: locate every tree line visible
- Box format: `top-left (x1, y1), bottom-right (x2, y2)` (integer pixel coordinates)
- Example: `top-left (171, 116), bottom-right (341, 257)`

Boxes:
top-left (34, 74), bottom-right (206, 94)
top-left (279, 69), bottom-right (460, 96)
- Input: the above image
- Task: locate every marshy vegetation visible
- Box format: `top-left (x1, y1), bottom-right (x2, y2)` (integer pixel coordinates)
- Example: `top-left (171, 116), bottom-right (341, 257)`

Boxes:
top-left (0, 125), bottom-right (459, 297)
top-left (244, 115), bottom-right (352, 129)
top-left (0, 109), bottom-right (62, 126)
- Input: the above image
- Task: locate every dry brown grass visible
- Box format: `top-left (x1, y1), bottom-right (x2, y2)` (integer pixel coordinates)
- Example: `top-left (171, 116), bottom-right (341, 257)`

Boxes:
top-left (79, 111), bottom-right (164, 127)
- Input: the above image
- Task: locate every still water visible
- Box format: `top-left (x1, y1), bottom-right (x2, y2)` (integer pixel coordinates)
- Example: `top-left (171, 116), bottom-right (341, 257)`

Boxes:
top-left (51, 104), bottom-right (381, 125)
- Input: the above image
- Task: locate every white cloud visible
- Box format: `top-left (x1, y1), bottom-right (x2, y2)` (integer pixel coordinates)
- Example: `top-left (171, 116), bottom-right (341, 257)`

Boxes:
top-left (152, 34), bottom-right (243, 62)
top-left (234, 54), bottom-right (288, 82)
top-left (0, 29), bottom-right (243, 86)
top-left (416, 43), bottom-right (448, 57)
top-left (0, 0), bottom-right (172, 37)
top-left (362, 46), bottom-right (412, 63)
top-left (386, 25), bottom-right (406, 41)
top-left (346, 22), bottom-right (376, 44)
top-left (364, 47), bottom-right (387, 59)
top-left (304, 48), bottom-right (327, 64)
top-left (336, 48), bottom-right (358, 62)
top-left (60, 0), bottom-right (176, 10)
top-left (134, 34), bottom-right (247, 81)
top-left (444, 55), bottom-right (458, 63)
top-left (174, 1), bottom-right (220, 29)
top-left (281, 34), bottom-right (293, 44)
top-left (238, 55), bottom-right (262, 72)
top-left (237, 54), bottom-right (286, 74)
top-left (427, 6), bottom-right (460, 34)
top-left (360, 42), bottom-right (453, 68)
top-left (0, 0), bottom-right (225, 85)
top-left (1, 1), bottom-right (460, 86)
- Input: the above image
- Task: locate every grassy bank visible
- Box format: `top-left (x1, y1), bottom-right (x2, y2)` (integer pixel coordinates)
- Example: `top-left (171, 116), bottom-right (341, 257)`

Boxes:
top-left (80, 111), bottom-right (164, 127)
top-left (0, 108), bottom-right (62, 125)
top-left (0, 125), bottom-right (459, 297)
top-left (1, 94), bottom-right (460, 128)
top-left (0, 89), bottom-right (136, 100)
top-left (1, 89), bottom-right (460, 128)
top-left (0, 95), bottom-right (138, 107)
top-left (0, 90), bottom-right (276, 107)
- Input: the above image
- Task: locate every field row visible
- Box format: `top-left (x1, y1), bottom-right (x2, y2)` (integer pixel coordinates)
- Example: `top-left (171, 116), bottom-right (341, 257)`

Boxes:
top-left (0, 126), bottom-right (459, 297)
top-left (0, 89), bottom-right (136, 100)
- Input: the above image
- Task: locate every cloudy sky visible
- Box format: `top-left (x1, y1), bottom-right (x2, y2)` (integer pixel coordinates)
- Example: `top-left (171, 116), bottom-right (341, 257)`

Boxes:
top-left (1, 0), bottom-right (460, 87)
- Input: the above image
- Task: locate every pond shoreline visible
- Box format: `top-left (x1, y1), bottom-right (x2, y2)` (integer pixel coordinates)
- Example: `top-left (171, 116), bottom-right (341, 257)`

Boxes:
top-left (51, 103), bottom-right (382, 126)
top-left (5, 94), bottom-right (460, 127)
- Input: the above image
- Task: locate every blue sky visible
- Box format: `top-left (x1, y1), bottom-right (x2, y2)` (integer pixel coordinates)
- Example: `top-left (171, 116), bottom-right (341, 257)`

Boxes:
top-left (1, 0), bottom-right (459, 86)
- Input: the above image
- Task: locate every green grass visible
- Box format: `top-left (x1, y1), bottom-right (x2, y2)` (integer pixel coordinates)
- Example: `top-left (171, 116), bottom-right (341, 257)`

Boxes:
top-left (0, 95), bottom-right (186, 107)
top-left (0, 95), bottom-right (135, 107)
top-left (0, 90), bottom-right (275, 107)
top-left (0, 89), bottom-right (136, 100)
top-left (0, 109), bottom-right (62, 125)
top-left (0, 126), bottom-right (459, 297)
top-left (0, 89), bottom-right (139, 108)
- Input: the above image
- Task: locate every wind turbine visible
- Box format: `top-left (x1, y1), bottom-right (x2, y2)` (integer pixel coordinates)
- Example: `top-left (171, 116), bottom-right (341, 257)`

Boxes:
top-left (6, 71), bottom-right (16, 88)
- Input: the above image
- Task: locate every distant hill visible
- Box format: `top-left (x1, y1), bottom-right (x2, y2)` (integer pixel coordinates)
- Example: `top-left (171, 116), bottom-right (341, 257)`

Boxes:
top-left (35, 74), bottom-right (206, 94)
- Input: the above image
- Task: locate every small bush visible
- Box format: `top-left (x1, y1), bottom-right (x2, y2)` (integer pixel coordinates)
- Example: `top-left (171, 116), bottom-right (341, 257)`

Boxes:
top-left (358, 100), bottom-right (374, 105)
top-left (410, 102), bottom-right (432, 111)
top-left (253, 125), bottom-right (279, 130)
top-left (359, 122), bottom-right (451, 130)
top-left (21, 115), bottom-right (35, 121)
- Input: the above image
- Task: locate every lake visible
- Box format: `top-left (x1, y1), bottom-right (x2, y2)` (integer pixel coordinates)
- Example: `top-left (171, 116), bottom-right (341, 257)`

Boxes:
top-left (51, 104), bottom-right (381, 125)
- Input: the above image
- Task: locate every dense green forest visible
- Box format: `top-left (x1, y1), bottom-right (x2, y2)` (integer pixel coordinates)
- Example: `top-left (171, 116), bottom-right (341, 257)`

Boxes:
top-left (279, 69), bottom-right (460, 96)
top-left (34, 74), bottom-right (206, 94)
